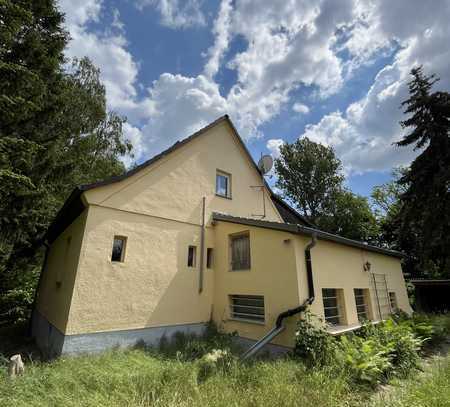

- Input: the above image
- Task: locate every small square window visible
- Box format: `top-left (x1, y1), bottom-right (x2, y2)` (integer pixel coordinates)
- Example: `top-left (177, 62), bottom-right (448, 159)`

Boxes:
top-left (111, 236), bottom-right (127, 262)
top-left (206, 248), bottom-right (213, 269)
top-left (230, 233), bottom-right (250, 271)
top-left (188, 246), bottom-right (197, 267)
top-left (216, 170), bottom-right (231, 198)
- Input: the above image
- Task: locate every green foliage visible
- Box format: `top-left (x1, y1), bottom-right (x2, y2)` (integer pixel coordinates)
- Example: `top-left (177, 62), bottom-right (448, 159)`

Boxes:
top-left (275, 137), bottom-right (344, 224)
top-left (395, 66), bottom-right (450, 278)
top-left (0, 1), bottom-right (133, 325)
top-left (275, 138), bottom-right (378, 242)
top-left (316, 189), bottom-right (379, 243)
top-left (336, 335), bottom-right (392, 385)
top-left (293, 311), bottom-right (336, 366)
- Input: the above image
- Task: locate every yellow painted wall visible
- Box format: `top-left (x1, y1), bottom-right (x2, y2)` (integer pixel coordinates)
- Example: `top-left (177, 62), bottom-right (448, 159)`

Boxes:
top-left (83, 121), bottom-right (282, 225)
top-left (212, 221), bottom-right (301, 348)
top-left (303, 238), bottom-right (412, 327)
top-left (65, 205), bottom-right (215, 334)
top-left (35, 210), bottom-right (88, 333)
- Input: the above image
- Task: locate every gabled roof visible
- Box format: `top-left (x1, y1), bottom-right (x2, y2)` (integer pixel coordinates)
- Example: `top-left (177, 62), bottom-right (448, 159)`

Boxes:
top-left (212, 212), bottom-right (404, 258)
top-left (45, 115), bottom-right (307, 241)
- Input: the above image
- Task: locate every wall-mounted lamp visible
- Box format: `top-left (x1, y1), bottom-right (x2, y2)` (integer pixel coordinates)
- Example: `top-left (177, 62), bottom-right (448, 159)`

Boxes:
top-left (363, 261), bottom-right (371, 272)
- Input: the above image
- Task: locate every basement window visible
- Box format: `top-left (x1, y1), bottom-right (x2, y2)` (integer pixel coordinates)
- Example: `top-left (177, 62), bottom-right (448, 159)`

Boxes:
top-left (230, 295), bottom-right (265, 323)
top-left (389, 292), bottom-right (398, 311)
top-left (188, 246), bottom-right (197, 268)
top-left (322, 288), bottom-right (344, 325)
top-left (230, 232), bottom-right (251, 271)
top-left (206, 248), bottom-right (213, 269)
top-left (354, 288), bottom-right (371, 322)
top-left (111, 236), bottom-right (127, 262)
top-left (216, 170), bottom-right (231, 198)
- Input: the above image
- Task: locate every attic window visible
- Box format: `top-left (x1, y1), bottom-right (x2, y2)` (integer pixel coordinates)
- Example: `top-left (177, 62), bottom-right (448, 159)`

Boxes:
top-left (111, 236), bottom-right (127, 262)
top-left (216, 170), bottom-right (231, 198)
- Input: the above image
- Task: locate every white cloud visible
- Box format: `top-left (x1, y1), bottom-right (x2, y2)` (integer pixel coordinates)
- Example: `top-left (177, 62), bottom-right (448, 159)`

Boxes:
top-left (136, 0), bottom-right (205, 29)
top-left (299, 0), bottom-right (450, 173)
top-left (59, 0), bottom-right (450, 175)
top-left (204, 0), bottom-right (233, 78)
top-left (292, 103), bottom-right (310, 115)
top-left (266, 139), bottom-right (284, 159)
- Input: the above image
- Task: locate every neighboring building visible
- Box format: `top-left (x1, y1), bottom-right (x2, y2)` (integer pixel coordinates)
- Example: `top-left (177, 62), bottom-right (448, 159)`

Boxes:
top-left (410, 279), bottom-right (450, 313)
top-left (31, 115), bottom-right (412, 357)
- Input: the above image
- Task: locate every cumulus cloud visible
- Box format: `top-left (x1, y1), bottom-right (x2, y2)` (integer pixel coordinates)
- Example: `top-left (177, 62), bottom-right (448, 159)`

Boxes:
top-left (292, 103), bottom-right (310, 115)
top-left (266, 139), bottom-right (284, 159)
top-left (59, 0), bottom-right (450, 174)
top-left (136, 0), bottom-right (206, 29)
top-left (299, 0), bottom-right (450, 172)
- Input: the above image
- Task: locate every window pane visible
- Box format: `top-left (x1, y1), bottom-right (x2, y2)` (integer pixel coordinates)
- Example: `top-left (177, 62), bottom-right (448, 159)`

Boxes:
top-left (111, 237), bottom-right (125, 262)
top-left (231, 234), bottom-right (250, 270)
top-left (216, 174), bottom-right (229, 196)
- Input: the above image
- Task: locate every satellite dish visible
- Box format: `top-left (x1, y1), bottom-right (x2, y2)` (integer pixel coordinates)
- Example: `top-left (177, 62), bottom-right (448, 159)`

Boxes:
top-left (258, 154), bottom-right (274, 175)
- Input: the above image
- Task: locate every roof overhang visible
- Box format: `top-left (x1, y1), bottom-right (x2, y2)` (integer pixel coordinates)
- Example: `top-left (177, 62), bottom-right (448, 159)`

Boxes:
top-left (212, 212), bottom-right (404, 259)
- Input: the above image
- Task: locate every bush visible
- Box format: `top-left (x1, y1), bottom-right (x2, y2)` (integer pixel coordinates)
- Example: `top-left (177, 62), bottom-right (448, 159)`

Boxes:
top-left (293, 311), bottom-right (336, 367)
top-left (336, 334), bottom-right (392, 385)
top-left (357, 319), bottom-right (422, 375)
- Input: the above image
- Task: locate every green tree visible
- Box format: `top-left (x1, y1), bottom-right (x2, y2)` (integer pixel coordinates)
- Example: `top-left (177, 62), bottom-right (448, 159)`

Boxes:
top-left (396, 66), bottom-right (450, 278)
top-left (275, 138), bottom-right (378, 242)
top-left (371, 167), bottom-right (408, 249)
top-left (0, 0), bottom-right (133, 324)
top-left (275, 137), bottom-right (344, 224)
top-left (317, 190), bottom-right (379, 243)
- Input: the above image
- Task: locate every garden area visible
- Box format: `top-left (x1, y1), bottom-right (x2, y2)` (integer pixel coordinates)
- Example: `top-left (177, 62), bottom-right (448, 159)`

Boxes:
top-left (1, 313), bottom-right (449, 406)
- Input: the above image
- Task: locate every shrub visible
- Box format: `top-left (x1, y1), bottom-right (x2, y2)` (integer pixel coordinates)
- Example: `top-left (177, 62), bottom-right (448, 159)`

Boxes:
top-left (336, 334), bottom-right (392, 385)
top-left (293, 311), bottom-right (336, 367)
top-left (357, 319), bottom-right (422, 375)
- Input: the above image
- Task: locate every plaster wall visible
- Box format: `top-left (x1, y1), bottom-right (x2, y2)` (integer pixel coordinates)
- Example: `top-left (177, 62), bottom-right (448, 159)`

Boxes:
top-left (65, 205), bottom-right (215, 335)
top-left (83, 121), bottom-right (282, 225)
top-left (212, 221), bottom-right (300, 348)
top-left (35, 210), bottom-right (87, 333)
top-left (300, 238), bottom-right (412, 327)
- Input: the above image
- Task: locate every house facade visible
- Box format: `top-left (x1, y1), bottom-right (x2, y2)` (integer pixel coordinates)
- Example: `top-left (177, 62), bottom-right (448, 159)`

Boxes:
top-left (32, 115), bottom-right (412, 357)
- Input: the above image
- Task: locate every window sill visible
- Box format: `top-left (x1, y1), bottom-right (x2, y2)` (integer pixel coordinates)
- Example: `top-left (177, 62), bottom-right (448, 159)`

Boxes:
top-left (228, 317), bottom-right (266, 326)
top-left (215, 193), bottom-right (232, 200)
top-left (229, 269), bottom-right (251, 272)
top-left (327, 320), bottom-right (382, 336)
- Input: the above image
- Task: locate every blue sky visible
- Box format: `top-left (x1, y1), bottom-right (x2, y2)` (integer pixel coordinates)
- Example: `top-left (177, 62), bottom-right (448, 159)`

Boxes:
top-left (60, 0), bottom-right (450, 198)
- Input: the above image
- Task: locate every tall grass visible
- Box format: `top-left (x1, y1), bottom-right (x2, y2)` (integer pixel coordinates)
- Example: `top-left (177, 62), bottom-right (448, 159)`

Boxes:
top-left (1, 314), bottom-right (449, 406)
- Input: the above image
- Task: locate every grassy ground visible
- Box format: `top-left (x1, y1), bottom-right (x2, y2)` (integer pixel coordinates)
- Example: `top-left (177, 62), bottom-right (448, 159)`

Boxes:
top-left (1, 319), bottom-right (449, 406)
top-left (1, 345), bottom-right (449, 406)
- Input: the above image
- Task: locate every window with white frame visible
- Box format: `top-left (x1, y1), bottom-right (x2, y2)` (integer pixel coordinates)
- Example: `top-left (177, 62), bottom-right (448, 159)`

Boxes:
top-left (322, 288), bottom-right (344, 325)
top-left (389, 292), bottom-right (398, 311)
top-left (216, 170), bottom-right (231, 198)
top-left (354, 288), bottom-right (370, 322)
top-left (230, 295), bottom-right (265, 323)
top-left (230, 232), bottom-right (251, 270)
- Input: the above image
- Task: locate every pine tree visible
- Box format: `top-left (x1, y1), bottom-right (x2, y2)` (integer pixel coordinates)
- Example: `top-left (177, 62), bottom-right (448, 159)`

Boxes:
top-left (397, 66), bottom-right (450, 278)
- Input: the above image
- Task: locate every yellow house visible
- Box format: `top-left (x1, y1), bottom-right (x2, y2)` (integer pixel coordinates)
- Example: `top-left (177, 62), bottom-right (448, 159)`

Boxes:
top-left (31, 115), bottom-right (412, 357)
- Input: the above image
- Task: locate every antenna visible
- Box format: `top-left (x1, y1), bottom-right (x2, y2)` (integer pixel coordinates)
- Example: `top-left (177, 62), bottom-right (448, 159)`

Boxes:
top-left (257, 154), bottom-right (274, 175)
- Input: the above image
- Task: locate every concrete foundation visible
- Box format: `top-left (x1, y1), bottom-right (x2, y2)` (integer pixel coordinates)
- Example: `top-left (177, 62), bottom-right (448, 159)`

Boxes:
top-left (31, 310), bottom-right (207, 358)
